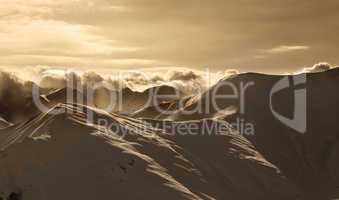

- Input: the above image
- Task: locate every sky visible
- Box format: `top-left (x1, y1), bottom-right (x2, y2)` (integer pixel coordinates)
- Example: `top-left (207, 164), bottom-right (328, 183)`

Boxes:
top-left (0, 0), bottom-right (338, 73)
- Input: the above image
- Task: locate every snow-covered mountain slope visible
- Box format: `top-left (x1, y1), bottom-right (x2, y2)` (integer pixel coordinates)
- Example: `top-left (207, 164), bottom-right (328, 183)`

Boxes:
top-left (0, 104), bottom-right (298, 200)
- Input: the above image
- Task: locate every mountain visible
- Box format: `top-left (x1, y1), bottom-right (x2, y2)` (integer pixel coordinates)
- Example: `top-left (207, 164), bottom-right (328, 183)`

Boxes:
top-left (116, 85), bottom-right (182, 114)
top-left (0, 103), bottom-right (298, 200)
top-left (0, 84), bottom-right (181, 126)
top-left (131, 95), bottom-right (193, 119)
top-left (0, 68), bottom-right (338, 199)
top-left (42, 85), bottom-right (181, 115)
top-left (171, 68), bottom-right (339, 199)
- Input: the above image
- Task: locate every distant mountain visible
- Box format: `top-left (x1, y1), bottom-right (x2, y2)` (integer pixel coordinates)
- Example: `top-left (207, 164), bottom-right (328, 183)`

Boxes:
top-left (131, 95), bottom-right (193, 119)
top-left (42, 85), bottom-right (181, 115)
top-left (0, 84), bottom-right (181, 125)
top-left (115, 85), bottom-right (181, 114)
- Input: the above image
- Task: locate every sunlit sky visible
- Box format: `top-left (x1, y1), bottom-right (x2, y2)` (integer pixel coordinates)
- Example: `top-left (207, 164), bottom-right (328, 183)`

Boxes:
top-left (0, 0), bottom-right (338, 73)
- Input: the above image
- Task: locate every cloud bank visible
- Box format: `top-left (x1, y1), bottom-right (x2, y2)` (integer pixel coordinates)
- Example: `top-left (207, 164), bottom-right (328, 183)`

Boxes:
top-left (0, 66), bottom-right (230, 98)
top-left (36, 68), bottom-right (210, 95)
top-left (0, 66), bottom-right (233, 121)
top-left (300, 62), bottom-right (338, 73)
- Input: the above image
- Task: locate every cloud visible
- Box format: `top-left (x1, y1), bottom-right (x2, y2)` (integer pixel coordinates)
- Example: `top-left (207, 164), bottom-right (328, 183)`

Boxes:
top-left (0, 20), bottom-right (141, 56)
top-left (0, 67), bottom-right (220, 121)
top-left (30, 67), bottom-right (216, 95)
top-left (107, 70), bottom-right (208, 94)
top-left (300, 62), bottom-right (337, 73)
top-left (166, 71), bottom-right (200, 81)
top-left (0, 17), bottom-right (147, 68)
top-left (265, 45), bottom-right (310, 54)
top-left (0, 71), bottom-right (37, 122)
top-left (1, 0), bottom-right (338, 72)
top-left (214, 69), bottom-right (239, 81)
top-left (224, 69), bottom-right (239, 75)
